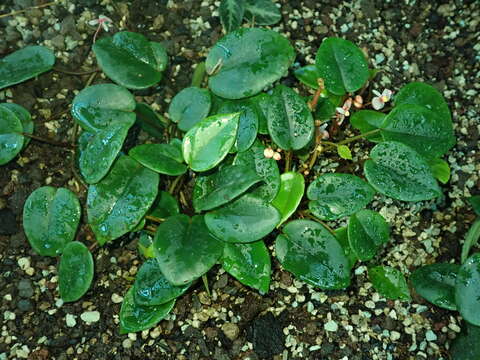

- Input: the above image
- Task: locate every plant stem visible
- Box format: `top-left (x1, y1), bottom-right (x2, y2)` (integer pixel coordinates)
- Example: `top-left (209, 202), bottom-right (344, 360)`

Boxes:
top-left (300, 211), bottom-right (335, 235)
top-left (202, 274), bottom-right (211, 297)
top-left (145, 215), bottom-right (165, 223)
top-left (285, 150), bottom-right (292, 172)
top-left (0, 1), bottom-right (56, 19)
top-left (308, 78), bottom-right (325, 111)
top-left (53, 67), bottom-right (100, 76)
top-left (20, 133), bottom-right (74, 150)
top-left (168, 175), bottom-right (184, 195)
top-left (88, 242), bottom-right (99, 252)
top-left (191, 62), bottom-right (206, 87)
top-left (146, 225), bottom-right (157, 233)
top-left (337, 128), bottom-right (380, 145)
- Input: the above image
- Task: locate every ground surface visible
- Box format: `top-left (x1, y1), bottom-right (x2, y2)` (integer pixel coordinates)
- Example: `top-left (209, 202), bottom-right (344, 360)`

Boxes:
top-left (0, 0), bottom-right (479, 359)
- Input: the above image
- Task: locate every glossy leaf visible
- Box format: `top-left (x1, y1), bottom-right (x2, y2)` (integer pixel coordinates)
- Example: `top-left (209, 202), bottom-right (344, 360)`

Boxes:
top-left (380, 104), bottom-right (455, 159)
top-left (133, 258), bottom-right (191, 306)
top-left (153, 215), bottom-right (224, 285)
top-left (120, 287), bottom-right (175, 334)
top-left (468, 196), bottom-right (480, 216)
top-left (307, 173), bottom-right (375, 221)
top-left (349, 110), bottom-right (385, 142)
top-left (0, 46), bottom-right (55, 90)
top-left (135, 103), bottom-right (166, 139)
top-left (275, 220), bottom-right (350, 289)
top-left (313, 94), bottom-right (340, 121)
top-left (427, 158), bottom-right (451, 184)
top-left (334, 227), bottom-right (358, 269)
top-left (315, 37), bottom-right (369, 95)
top-left (87, 155), bottom-right (159, 245)
top-left (79, 119), bottom-right (135, 184)
top-left (219, 0), bottom-right (245, 32)
top-left (461, 220), bottom-right (480, 264)
top-left (222, 241), bottom-right (271, 294)
top-left (450, 323), bottom-right (480, 360)
top-left (410, 263), bottom-right (459, 310)
top-left (0, 105), bottom-right (24, 165)
top-left (0, 103), bottom-right (33, 148)
top-left (271, 172), bottom-right (305, 226)
top-left (149, 191), bottom-right (180, 219)
top-left (168, 87), bottom-right (211, 132)
top-left (294, 64), bottom-right (321, 89)
top-left (205, 194), bottom-right (280, 243)
top-left (348, 210), bottom-right (390, 261)
top-left (249, 93), bottom-right (270, 135)
top-left (364, 141), bottom-right (441, 201)
top-left (233, 139), bottom-right (280, 201)
top-left (244, 0), bottom-right (281, 25)
top-left (93, 31), bottom-right (168, 89)
top-left (368, 266), bottom-right (411, 301)
top-left (267, 85), bottom-right (314, 150)
top-left (455, 253), bottom-right (480, 326)
top-left (71, 84), bottom-right (136, 133)
top-left (193, 164), bottom-right (262, 212)
top-left (206, 28), bottom-right (295, 99)
top-left (337, 145), bottom-right (352, 160)
top-left (23, 187), bottom-right (81, 257)
top-left (138, 232), bottom-right (155, 259)
top-left (59, 242), bottom-right (94, 302)
top-left (129, 143), bottom-right (187, 176)
top-left (183, 112), bottom-right (240, 172)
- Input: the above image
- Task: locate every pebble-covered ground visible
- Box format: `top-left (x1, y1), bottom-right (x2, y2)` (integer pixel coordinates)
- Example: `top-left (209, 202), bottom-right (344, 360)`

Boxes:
top-left (1, 0), bottom-right (479, 359)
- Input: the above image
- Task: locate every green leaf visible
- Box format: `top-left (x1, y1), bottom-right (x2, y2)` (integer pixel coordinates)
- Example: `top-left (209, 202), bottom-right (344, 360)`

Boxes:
top-left (79, 119), bottom-right (135, 184)
top-left (427, 158), bottom-right (450, 184)
top-left (410, 263), bottom-right (459, 310)
top-left (244, 0), bottom-right (281, 25)
top-left (348, 210), bottom-right (390, 261)
top-left (133, 259), bottom-right (191, 306)
top-left (183, 112), bottom-right (240, 172)
top-left (271, 172), bottom-right (305, 226)
top-left (313, 94), bottom-right (340, 121)
top-left (206, 28), bottom-right (295, 99)
top-left (138, 232), bottom-right (155, 258)
top-left (380, 104), bottom-right (455, 159)
top-left (93, 31), bottom-right (168, 89)
top-left (468, 196), bottom-right (480, 216)
top-left (307, 173), bottom-right (375, 221)
top-left (275, 220), bottom-right (350, 289)
top-left (334, 227), bottom-right (358, 269)
top-left (154, 214), bottom-right (224, 286)
top-left (249, 93), bottom-right (270, 135)
top-left (368, 266), bottom-right (411, 301)
top-left (267, 85), bottom-right (314, 150)
top-left (233, 139), bottom-right (280, 201)
top-left (222, 241), bottom-right (271, 294)
top-left (0, 105), bottom-right (24, 165)
top-left (120, 287), bottom-right (175, 334)
top-left (219, 0), bottom-right (245, 32)
top-left (87, 155), bottom-right (159, 245)
top-left (450, 323), bottom-right (480, 360)
top-left (168, 87), bottom-right (211, 132)
top-left (0, 46), bottom-right (55, 90)
top-left (135, 103), bottom-right (166, 139)
top-left (0, 103), bottom-right (33, 148)
top-left (337, 145), bottom-right (352, 160)
top-left (315, 37), bottom-right (369, 95)
top-left (205, 194), bottom-right (280, 243)
top-left (455, 253), bottom-right (480, 326)
top-left (193, 164), bottom-right (262, 212)
top-left (149, 191), bottom-right (180, 219)
top-left (71, 84), bottom-right (136, 133)
top-left (129, 143), bottom-right (187, 176)
top-left (23, 187), bottom-right (81, 257)
top-left (461, 220), bottom-right (480, 264)
top-left (364, 141), bottom-right (441, 201)
top-left (294, 65), bottom-right (321, 89)
top-left (349, 110), bottom-right (385, 142)
top-left (59, 241), bottom-right (94, 302)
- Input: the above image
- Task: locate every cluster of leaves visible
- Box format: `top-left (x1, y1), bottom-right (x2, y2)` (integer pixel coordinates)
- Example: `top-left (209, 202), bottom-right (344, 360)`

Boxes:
top-left (219, 0), bottom-right (281, 33)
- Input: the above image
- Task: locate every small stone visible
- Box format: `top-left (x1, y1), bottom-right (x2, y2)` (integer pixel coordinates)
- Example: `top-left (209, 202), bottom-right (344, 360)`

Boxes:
top-left (17, 257), bottom-right (31, 271)
top-left (80, 311), bottom-right (100, 323)
top-left (111, 293), bottom-right (123, 303)
top-left (122, 339), bottom-right (132, 349)
top-left (66, 314), bottom-right (77, 327)
top-left (222, 322), bottom-right (240, 341)
top-left (324, 320), bottom-right (338, 332)
top-left (4, 310), bottom-right (16, 320)
top-left (150, 326), bottom-right (162, 338)
top-left (17, 299), bottom-right (32, 312)
top-left (17, 279), bottom-right (34, 298)
top-left (425, 330), bottom-right (437, 342)
top-left (391, 331), bottom-right (401, 341)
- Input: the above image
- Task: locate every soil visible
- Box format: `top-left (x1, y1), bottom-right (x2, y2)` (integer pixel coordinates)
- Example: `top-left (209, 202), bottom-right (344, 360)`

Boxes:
top-left (0, 0), bottom-right (479, 359)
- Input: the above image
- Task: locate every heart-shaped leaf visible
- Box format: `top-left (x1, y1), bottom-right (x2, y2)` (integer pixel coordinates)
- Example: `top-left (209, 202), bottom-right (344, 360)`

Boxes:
top-left (427, 158), bottom-right (451, 184)
top-left (133, 258), bottom-right (191, 306)
top-left (79, 119), bottom-right (135, 184)
top-left (368, 266), bottom-right (411, 301)
top-left (222, 241), bottom-right (271, 294)
top-left (193, 164), bottom-right (262, 212)
top-left (23, 187), bottom-right (81, 257)
top-left (205, 194), bottom-right (280, 243)
top-left (233, 139), bottom-right (280, 201)
top-left (456, 253), bottom-right (480, 326)
top-left (348, 210), bottom-right (389, 261)
top-left (267, 85), bottom-right (314, 151)
top-left (120, 287), bottom-right (175, 334)
top-left (271, 172), bottom-right (305, 226)
top-left (294, 64), bottom-right (321, 89)
top-left (334, 227), bottom-right (358, 270)
top-left (154, 214), bottom-right (224, 286)
top-left (450, 323), bottom-right (480, 360)
top-left (410, 263), bottom-right (459, 310)
top-left (93, 31), bottom-right (168, 89)
top-left (129, 143), bottom-right (187, 176)
top-left (315, 37), bottom-right (369, 95)
top-left (349, 110), bottom-right (385, 142)
top-left (275, 220), bottom-right (350, 289)
top-left (168, 87), bottom-right (211, 132)
top-left (183, 112), bottom-right (240, 172)
top-left (313, 94), bottom-right (341, 121)
top-left (380, 104), bottom-right (455, 159)
top-left (87, 155), bottom-right (159, 245)
top-left (0, 46), bottom-right (55, 90)
top-left (71, 84), bottom-right (136, 133)
top-left (0, 103), bottom-right (33, 148)
top-left (149, 191), bottom-right (180, 219)
top-left (135, 103), bottom-right (166, 139)
top-left (307, 173), bottom-right (375, 220)
top-left (206, 28), bottom-right (295, 99)
top-left (0, 105), bottom-right (24, 165)
top-left (138, 232), bottom-right (155, 259)
top-left (219, 0), bottom-right (245, 32)
top-left (244, 0), bottom-right (281, 25)
top-left (364, 141), bottom-right (441, 201)
top-left (59, 241), bottom-right (94, 302)
top-left (249, 93), bottom-right (270, 135)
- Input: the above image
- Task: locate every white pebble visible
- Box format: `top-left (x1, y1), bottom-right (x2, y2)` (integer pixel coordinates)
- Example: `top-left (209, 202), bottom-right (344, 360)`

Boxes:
top-left (80, 311), bottom-right (100, 323)
top-left (324, 320), bottom-right (338, 332)
top-left (111, 293), bottom-right (124, 303)
top-left (65, 314), bottom-right (77, 327)
top-left (425, 330), bottom-right (437, 342)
